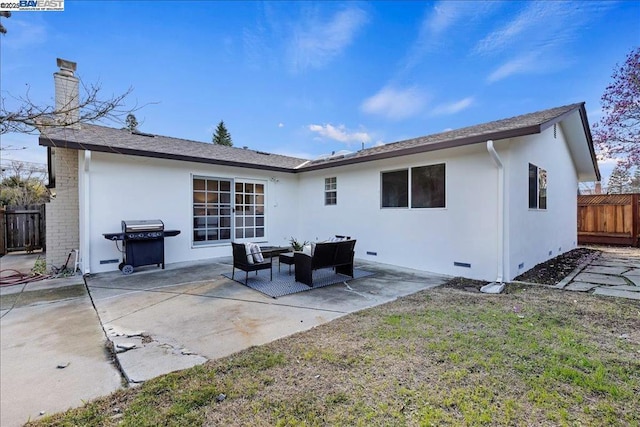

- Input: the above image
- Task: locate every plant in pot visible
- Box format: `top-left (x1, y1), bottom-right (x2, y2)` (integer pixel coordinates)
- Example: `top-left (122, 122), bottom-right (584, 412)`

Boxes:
top-left (289, 237), bottom-right (309, 252)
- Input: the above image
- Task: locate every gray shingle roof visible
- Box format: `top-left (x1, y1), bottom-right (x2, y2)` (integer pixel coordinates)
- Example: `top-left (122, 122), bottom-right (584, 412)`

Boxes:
top-left (39, 124), bottom-right (308, 172)
top-left (302, 103), bottom-right (588, 170)
top-left (39, 103), bottom-right (597, 176)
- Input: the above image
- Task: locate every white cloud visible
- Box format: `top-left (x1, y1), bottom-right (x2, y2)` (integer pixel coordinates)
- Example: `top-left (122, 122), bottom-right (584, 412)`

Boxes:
top-left (361, 86), bottom-right (428, 120)
top-left (278, 123), bottom-right (284, 128)
top-left (476, 1), bottom-right (614, 82)
top-left (427, 1), bottom-right (481, 35)
top-left (474, 2), bottom-right (558, 55)
top-left (308, 123), bottom-right (371, 144)
top-left (289, 7), bottom-right (368, 73)
top-left (487, 53), bottom-right (538, 83)
top-left (400, 1), bottom-right (499, 73)
top-left (432, 97), bottom-right (474, 115)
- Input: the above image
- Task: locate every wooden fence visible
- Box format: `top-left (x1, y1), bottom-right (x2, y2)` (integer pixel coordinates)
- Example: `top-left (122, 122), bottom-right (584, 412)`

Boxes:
top-left (577, 193), bottom-right (640, 247)
top-left (0, 206), bottom-right (5, 256)
top-left (3, 205), bottom-right (46, 252)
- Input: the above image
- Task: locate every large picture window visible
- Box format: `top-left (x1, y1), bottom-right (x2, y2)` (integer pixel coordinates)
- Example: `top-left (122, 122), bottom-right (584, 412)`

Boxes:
top-left (381, 164), bottom-right (445, 209)
top-left (529, 163), bottom-right (547, 210)
top-left (193, 176), bottom-right (266, 245)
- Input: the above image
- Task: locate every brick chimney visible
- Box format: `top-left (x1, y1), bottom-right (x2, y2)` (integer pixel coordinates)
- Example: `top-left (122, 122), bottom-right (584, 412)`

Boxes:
top-left (53, 58), bottom-right (79, 128)
top-left (595, 182), bottom-right (602, 194)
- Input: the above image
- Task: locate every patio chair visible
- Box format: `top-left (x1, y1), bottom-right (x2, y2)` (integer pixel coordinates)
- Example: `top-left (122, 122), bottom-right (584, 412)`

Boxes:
top-left (231, 242), bottom-right (273, 284)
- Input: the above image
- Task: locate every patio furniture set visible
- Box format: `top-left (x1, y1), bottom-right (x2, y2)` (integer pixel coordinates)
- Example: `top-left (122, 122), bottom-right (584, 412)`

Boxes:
top-left (231, 236), bottom-right (356, 287)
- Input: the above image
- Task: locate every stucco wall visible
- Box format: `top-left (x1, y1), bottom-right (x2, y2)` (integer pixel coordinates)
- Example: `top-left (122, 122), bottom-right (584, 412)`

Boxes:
top-left (296, 144), bottom-right (502, 281)
top-left (45, 147), bottom-right (80, 269)
top-left (505, 124), bottom-right (579, 280)
top-left (83, 152), bottom-right (299, 273)
top-left (75, 124), bottom-right (581, 280)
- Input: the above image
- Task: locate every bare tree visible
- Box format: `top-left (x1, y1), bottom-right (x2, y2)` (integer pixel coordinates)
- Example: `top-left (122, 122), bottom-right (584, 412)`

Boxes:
top-left (1, 81), bottom-right (136, 135)
top-left (0, 11), bottom-right (10, 35)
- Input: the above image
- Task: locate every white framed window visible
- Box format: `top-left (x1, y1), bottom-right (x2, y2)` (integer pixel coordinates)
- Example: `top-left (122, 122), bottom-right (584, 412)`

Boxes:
top-left (325, 177), bottom-right (337, 205)
top-left (528, 163), bottom-right (547, 210)
top-left (193, 177), bottom-right (233, 244)
top-left (381, 164), bottom-right (445, 209)
top-left (192, 176), bottom-right (266, 245)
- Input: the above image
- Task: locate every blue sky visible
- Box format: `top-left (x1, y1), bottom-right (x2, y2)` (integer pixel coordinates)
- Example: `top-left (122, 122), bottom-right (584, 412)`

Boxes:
top-left (1, 1), bottom-right (639, 184)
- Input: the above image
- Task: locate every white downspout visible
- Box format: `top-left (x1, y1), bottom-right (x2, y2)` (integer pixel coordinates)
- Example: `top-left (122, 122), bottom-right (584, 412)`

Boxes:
top-left (486, 140), bottom-right (504, 285)
top-left (82, 150), bottom-right (91, 275)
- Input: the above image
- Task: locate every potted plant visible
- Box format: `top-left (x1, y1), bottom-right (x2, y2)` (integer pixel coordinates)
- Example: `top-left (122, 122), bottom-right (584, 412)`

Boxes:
top-left (289, 237), bottom-right (309, 252)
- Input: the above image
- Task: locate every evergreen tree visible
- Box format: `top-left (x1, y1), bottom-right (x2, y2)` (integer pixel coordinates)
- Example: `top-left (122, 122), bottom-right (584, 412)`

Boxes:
top-left (124, 113), bottom-right (139, 131)
top-left (606, 164), bottom-right (631, 194)
top-left (629, 167), bottom-right (640, 193)
top-left (212, 120), bottom-right (233, 146)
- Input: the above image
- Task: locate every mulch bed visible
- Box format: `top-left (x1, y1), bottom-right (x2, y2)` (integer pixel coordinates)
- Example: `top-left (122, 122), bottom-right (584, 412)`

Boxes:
top-left (513, 247), bottom-right (598, 285)
top-left (443, 248), bottom-right (600, 292)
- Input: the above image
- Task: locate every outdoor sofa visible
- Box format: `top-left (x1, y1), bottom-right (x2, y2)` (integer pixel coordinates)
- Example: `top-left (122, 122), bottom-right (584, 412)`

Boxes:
top-left (294, 239), bottom-right (356, 286)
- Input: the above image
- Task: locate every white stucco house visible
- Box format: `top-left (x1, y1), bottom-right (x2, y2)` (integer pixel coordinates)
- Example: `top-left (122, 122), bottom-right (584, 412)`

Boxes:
top-left (40, 59), bottom-right (600, 282)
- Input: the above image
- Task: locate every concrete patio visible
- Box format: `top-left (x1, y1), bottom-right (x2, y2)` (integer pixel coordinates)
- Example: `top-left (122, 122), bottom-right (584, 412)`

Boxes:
top-left (0, 253), bottom-right (448, 427)
top-left (2, 245), bottom-right (638, 426)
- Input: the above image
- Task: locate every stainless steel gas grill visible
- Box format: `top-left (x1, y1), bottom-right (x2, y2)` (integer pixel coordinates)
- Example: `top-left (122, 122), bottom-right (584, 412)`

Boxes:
top-left (103, 220), bottom-right (181, 275)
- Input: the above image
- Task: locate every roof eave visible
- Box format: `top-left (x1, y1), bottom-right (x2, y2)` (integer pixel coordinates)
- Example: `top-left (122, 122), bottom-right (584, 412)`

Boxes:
top-left (577, 104), bottom-right (601, 182)
top-left (300, 124), bottom-right (543, 172)
top-left (39, 136), bottom-right (298, 173)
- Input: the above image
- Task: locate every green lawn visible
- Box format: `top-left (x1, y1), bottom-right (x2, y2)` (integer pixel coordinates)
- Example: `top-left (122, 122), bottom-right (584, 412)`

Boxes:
top-left (29, 283), bottom-right (640, 426)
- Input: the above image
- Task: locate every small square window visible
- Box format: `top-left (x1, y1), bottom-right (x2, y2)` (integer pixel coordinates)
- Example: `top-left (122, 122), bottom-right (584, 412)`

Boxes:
top-left (325, 177), bottom-right (337, 205)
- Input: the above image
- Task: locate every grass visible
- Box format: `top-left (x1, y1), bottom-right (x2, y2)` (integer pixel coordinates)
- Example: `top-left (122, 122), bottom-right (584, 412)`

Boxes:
top-left (28, 283), bottom-right (640, 426)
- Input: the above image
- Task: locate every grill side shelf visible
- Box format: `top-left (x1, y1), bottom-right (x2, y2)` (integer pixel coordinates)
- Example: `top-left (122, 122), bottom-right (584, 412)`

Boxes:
top-left (103, 232), bottom-right (125, 241)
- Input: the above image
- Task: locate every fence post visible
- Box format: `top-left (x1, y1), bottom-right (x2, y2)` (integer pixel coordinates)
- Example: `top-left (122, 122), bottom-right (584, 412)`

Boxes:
top-left (0, 206), bottom-right (6, 256)
top-left (633, 194), bottom-right (639, 247)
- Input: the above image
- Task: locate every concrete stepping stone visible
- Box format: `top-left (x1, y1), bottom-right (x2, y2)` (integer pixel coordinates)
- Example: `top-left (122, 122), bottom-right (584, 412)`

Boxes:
top-left (564, 282), bottom-right (598, 292)
top-left (572, 273), bottom-right (629, 286)
top-left (593, 287), bottom-right (640, 300)
top-left (583, 266), bottom-right (631, 275)
top-left (608, 285), bottom-right (640, 292)
top-left (622, 275), bottom-right (639, 286)
top-left (590, 260), bottom-right (635, 268)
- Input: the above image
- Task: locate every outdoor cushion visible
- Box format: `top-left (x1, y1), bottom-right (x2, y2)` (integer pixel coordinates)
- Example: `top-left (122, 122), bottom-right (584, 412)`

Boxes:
top-left (244, 244), bottom-right (254, 264)
top-left (250, 243), bottom-right (264, 263)
top-left (302, 243), bottom-right (316, 256)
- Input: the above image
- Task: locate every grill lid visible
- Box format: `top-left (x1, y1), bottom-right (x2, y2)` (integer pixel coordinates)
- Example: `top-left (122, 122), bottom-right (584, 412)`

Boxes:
top-left (122, 219), bottom-right (164, 232)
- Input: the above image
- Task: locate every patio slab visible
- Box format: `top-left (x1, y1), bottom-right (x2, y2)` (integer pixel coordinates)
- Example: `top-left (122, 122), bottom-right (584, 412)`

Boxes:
top-left (0, 289), bottom-right (122, 427)
top-left (87, 258), bottom-right (449, 387)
